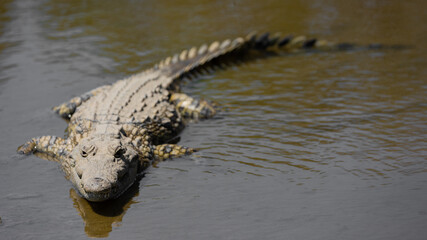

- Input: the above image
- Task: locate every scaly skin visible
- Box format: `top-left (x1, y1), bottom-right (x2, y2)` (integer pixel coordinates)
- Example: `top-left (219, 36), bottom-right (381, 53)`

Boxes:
top-left (17, 32), bottom-right (347, 202)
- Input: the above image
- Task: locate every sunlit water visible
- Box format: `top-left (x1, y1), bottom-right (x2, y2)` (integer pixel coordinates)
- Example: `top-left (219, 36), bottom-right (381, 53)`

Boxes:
top-left (0, 0), bottom-right (426, 239)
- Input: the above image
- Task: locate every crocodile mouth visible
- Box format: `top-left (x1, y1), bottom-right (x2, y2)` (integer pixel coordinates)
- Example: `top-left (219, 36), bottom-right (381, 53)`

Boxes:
top-left (85, 192), bottom-right (112, 202)
top-left (73, 173), bottom-right (134, 202)
top-left (80, 183), bottom-right (122, 202)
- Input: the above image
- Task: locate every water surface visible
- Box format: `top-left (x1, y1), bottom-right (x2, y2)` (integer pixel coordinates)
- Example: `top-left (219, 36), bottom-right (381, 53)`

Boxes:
top-left (0, 0), bottom-right (426, 239)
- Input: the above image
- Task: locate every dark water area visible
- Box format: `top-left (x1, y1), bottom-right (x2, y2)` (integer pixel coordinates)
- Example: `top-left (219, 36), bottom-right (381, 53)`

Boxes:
top-left (0, 0), bottom-right (426, 239)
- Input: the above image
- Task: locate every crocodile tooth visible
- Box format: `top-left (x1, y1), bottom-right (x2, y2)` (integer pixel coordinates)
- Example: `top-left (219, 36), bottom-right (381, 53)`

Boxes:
top-left (208, 41), bottom-right (220, 52)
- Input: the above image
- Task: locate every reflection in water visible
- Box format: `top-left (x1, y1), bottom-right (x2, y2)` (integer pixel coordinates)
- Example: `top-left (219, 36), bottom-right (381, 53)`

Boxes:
top-left (70, 181), bottom-right (140, 238)
top-left (0, 0), bottom-right (13, 40)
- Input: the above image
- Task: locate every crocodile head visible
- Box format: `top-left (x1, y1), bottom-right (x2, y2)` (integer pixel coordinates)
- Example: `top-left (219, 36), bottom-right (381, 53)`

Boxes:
top-left (67, 135), bottom-right (140, 202)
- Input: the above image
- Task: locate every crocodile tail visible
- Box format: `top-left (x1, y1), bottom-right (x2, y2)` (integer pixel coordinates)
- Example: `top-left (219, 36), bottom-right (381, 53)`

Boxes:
top-left (241, 32), bottom-right (406, 52)
top-left (153, 32), bottom-right (391, 84)
top-left (155, 36), bottom-right (247, 82)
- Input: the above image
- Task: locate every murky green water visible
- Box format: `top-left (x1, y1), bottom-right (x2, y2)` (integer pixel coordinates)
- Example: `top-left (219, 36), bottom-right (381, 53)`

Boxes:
top-left (0, 0), bottom-right (426, 239)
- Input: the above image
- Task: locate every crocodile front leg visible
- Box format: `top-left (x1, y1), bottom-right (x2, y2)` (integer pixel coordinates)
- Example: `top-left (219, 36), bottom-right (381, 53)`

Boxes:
top-left (53, 85), bottom-right (110, 119)
top-left (153, 144), bottom-right (195, 160)
top-left (170, 93), bottom-right (216, 119)
top-left (17, 136), bottom-right (70, 162)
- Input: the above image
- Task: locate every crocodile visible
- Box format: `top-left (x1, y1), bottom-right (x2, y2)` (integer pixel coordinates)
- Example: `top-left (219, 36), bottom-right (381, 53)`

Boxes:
top-left (17, 32), bottom-right (363, 202)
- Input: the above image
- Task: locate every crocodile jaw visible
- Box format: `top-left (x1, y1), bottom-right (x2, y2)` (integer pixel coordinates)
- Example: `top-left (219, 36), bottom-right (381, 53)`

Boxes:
top-left (69, 163), bottom-right (138, 202)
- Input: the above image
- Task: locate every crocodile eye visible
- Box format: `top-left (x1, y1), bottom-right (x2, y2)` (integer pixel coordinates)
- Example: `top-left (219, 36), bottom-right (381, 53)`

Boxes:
top-left (114, 147), bottom-right (125, 158)
top-left (81, 150), bottom-right (88, 157)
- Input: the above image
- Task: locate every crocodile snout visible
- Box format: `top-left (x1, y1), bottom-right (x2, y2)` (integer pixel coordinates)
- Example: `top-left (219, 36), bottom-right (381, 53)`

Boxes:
top-left (83, 177), bottom-right (111, 194)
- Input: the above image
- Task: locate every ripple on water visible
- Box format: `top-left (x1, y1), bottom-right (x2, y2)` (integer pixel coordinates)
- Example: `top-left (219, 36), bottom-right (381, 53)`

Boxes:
top-left (187, 51), bottom-right (427, 182)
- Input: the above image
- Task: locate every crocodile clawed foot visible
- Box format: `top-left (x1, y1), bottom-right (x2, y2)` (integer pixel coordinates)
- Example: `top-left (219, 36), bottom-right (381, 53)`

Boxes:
top-left (52, 102), bottom-right (76, 119)
top-left (170, 93), bottom-right (216, 120)
top-left (17, 140), bottom-right (36, 155)
top-left (153, 144), bottom-right (196, 160)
